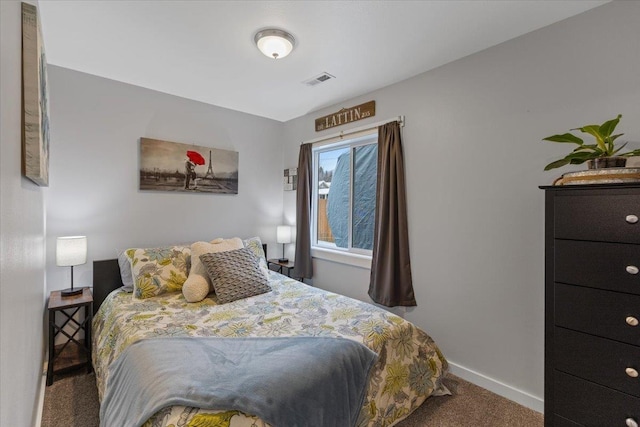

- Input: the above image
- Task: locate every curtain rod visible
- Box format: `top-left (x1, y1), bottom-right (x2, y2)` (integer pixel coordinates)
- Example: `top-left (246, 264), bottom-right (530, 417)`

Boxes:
top-left (301, 115), bottom-right (404, 145)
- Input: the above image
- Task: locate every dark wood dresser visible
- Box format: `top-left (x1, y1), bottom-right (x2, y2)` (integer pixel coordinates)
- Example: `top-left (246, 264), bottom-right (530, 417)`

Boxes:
top-left (542, 183), bottom-right (640, 427)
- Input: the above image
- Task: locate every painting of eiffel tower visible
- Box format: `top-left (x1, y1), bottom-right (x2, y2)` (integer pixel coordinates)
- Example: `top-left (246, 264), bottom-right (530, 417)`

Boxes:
top-left (204, 150), bottom-right (214, 179)
top-left (139, 138), bottom-right (238, 194)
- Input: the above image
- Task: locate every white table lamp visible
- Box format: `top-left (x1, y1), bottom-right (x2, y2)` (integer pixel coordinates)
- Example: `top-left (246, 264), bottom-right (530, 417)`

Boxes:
top-left (276, 225), bottom-right (292, 263)
top-left (56, 236), bottom-right (87, 297)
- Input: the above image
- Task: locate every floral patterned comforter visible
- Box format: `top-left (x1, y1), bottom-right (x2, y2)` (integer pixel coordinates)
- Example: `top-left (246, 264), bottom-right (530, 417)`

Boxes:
top-left (93, 272), bottom-right (449, 427)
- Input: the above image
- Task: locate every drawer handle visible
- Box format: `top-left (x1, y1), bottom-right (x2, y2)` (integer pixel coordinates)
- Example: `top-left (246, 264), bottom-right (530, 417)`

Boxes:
top-left (627, 265), bottom-right (640, 275)
top-left (626, 367), bottom-right (639, 378)
top-left (627, 214), bottom-right (639, 224)
top-left (627, 418), bottom-right (639, 427)
top-left (628, 316), bottom-right (640, 327)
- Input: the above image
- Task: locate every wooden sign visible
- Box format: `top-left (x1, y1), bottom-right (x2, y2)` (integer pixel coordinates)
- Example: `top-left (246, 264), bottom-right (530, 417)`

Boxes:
top-left (315, 101), bottom-right (375, 132)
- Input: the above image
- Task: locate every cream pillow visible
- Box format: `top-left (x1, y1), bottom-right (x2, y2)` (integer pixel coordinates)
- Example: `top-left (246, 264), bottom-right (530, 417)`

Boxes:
top-left (182, 237), bottom-right (244, 302)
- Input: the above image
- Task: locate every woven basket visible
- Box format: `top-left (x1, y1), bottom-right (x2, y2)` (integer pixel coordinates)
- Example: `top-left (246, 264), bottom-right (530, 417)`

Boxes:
top-left (553, 168), bottom-right (640, 185)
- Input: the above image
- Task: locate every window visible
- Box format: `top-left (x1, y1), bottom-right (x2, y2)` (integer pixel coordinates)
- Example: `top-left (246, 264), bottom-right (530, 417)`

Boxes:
top-left (312, 132), bottom-right (378, 257)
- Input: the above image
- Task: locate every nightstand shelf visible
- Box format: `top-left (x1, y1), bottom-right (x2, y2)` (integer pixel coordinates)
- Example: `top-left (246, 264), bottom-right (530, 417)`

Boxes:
top-left (47, 287), bottom-right (93, 386)
top-left (267, 258), bottom-right (299, 280)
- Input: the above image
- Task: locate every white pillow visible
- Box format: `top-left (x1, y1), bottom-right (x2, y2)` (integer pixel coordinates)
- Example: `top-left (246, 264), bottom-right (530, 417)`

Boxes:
top-left (117, 250), bottom-right (134, 292)
top-left (182, 237), bottom-right (244, 303)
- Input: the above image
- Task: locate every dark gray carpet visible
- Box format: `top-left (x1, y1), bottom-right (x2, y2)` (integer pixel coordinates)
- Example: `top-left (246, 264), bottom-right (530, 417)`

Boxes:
top-left (42, 371), bottom-right (543, 426)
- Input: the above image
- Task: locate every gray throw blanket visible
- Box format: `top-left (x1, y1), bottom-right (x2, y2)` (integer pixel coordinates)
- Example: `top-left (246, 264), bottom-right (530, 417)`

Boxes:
top-left (100, 336), bottom-right (378, 427)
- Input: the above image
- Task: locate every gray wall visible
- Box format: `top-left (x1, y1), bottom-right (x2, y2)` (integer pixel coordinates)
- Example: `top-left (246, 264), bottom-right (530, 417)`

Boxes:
top-left (0, 1), bottom-right (47, 426)
top-left (3, 1), bottom-right (639, 420)
top-left (45, 67), bottom-right (286, 293)
top-left (282, 1), bottom-right (640, 411)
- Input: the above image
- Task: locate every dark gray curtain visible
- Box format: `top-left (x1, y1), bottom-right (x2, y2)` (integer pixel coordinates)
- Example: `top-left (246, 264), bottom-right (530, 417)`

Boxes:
top-left (368, 121), bottom-right (416, 307)
top-left (293, 143), bottom-right (313, 279)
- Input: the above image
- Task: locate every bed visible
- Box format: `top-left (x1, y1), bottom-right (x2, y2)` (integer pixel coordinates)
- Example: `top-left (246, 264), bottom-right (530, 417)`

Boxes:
top-left (92, 241), bottom-right (449, 427)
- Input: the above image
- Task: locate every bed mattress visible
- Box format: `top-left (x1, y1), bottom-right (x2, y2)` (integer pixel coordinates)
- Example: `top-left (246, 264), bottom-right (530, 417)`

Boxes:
top-left (93, 272), bottom-right (448, 427)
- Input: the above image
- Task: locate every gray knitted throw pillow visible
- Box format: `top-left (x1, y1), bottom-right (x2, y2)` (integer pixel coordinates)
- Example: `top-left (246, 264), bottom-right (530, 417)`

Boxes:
top-left (199, 248), bottom-right (271, 304)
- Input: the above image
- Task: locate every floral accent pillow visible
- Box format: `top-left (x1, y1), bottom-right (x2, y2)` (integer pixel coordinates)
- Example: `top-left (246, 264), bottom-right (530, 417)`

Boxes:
top-left (242, 236), bottom-right (269, 279)
top-left (127, 246), bottom-right (190, 299)
top-left (199, 247), bottom-right (271, 304)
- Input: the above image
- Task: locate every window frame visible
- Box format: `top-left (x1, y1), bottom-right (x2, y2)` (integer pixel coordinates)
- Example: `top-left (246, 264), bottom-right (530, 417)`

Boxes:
top-left (310, 130), bottom-right (378, 264)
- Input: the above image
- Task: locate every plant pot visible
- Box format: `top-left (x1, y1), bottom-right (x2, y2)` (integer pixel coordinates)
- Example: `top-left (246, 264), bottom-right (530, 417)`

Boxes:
top-left (587, 157), bottom-right (627, 169)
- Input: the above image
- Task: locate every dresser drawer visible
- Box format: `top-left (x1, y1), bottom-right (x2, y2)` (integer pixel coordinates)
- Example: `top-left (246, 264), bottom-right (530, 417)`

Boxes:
top-left (555, 240), bottom-right (640, 295)
top-left (554, 327), bottom-right (640, 397)
top-left (554, 194), bottom-right (640, 244)
top-left (555, 284), bottom-right (640, 346)
top-left (552, 415), bottom-right (582, 427)
top-left (554, 371), bottom-right (640, 427)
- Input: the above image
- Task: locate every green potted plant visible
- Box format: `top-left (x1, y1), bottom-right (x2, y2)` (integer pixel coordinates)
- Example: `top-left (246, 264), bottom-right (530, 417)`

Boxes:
top-left (542, 114), bottom-right (640, 170)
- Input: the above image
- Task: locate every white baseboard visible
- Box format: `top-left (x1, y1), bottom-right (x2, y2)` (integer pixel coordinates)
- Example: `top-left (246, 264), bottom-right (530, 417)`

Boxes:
top-left (448, 361), bottom-right (544, 414)
top-left (33, 357), bottom-right (48, 427)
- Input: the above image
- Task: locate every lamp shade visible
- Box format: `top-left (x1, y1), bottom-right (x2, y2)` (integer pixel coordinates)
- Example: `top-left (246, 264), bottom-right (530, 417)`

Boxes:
top-left (276, 226), bottom-right (292, 244)
top-left (56, 236), bottom-right (87, 267)
top-left (254, 29), bottom-right (295, 59)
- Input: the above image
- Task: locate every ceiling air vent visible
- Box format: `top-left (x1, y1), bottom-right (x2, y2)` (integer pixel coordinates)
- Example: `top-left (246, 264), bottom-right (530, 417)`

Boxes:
top-left (303, 72), bottom-right (335, 87)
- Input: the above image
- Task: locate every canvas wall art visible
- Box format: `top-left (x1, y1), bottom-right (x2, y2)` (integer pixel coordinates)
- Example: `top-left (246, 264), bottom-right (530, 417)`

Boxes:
top-left (22, 2), bottom-right (50, 186)
top-left (140, 138), bottom-right (239, 194)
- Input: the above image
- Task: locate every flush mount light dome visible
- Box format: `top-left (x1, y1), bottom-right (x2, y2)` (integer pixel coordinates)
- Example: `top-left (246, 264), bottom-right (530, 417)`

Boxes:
top-left (254, 29), bottom-right (295, 59)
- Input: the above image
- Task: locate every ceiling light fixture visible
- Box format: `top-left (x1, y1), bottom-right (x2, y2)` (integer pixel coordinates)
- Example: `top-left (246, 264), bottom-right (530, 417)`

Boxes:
top-left (254, 29), bottom-right (295, 59)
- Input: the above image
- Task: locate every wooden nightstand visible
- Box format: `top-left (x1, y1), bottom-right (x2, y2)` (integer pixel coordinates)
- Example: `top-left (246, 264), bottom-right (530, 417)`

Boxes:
top-left (267, 258), bottom-right (299, 279)
top-left (47, 287), bottom-right (93, 386)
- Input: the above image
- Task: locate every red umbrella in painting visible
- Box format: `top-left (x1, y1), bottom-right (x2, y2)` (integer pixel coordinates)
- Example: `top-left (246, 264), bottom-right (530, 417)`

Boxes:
top-left (186, 150), bottom-right (205, 165)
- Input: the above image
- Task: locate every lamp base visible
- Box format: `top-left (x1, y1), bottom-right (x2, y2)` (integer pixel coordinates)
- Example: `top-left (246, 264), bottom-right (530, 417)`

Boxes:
top-left (278, 258), bottom-right (289, 263)
top-left (61, 287), bottom-right (83, 297)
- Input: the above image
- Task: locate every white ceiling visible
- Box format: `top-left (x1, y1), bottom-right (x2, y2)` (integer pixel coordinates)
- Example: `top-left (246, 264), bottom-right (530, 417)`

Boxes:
top-left (38, 1), bottom-right (608, 122)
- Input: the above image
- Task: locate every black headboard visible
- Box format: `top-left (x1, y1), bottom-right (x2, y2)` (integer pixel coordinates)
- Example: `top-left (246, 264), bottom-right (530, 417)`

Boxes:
top-left (92, 243), bottom-right (267, 314)
top-left (92, 259), bottom-right (122, 314)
